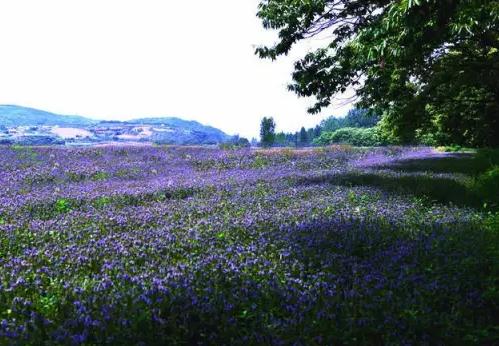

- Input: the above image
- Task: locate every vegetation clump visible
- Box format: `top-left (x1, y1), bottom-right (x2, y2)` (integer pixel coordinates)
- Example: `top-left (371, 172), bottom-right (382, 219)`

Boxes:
top-left (315, 127), bottom-right (387, 147)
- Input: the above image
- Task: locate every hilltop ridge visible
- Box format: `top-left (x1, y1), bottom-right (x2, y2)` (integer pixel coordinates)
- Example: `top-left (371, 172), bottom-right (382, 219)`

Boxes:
top-left (0, 105), bottom-right (231, 145)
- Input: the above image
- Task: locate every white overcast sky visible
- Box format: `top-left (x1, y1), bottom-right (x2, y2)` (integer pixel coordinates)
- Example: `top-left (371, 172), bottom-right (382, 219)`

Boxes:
top-left (0, 0), bottom-right (353, 138)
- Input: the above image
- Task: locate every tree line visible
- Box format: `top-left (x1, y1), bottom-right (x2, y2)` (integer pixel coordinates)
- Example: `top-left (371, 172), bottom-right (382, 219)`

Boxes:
top-left (259, 109), bottom-right (381, 147)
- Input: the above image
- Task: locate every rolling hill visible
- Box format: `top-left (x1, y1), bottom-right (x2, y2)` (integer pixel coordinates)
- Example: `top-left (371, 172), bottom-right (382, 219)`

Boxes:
top-left (0, 105), bottom-right (231, 145)
top-left (128, 117), bottom-right (229, 144)
top-left (0, 105), bottom-right (97, 127)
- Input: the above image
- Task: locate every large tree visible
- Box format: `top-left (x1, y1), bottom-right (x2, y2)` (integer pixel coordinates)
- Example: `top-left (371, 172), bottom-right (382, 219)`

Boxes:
top-left (260, 116), bottom-right (276, 147)
top-left (256, 0), bottom-right (499, 146)
top-left (299, 126), bottom-right (309, 145)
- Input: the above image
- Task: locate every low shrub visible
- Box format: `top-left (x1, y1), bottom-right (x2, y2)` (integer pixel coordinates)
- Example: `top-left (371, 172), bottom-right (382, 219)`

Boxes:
top-left (314, 127), bottom-right (388, 146)
top-left (474, 165), bottom-right (499, 209)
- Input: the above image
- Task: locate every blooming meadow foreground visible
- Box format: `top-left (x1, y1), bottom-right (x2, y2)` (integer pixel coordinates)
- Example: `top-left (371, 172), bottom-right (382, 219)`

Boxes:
top-left (0, 145), bottom-right (498, 344)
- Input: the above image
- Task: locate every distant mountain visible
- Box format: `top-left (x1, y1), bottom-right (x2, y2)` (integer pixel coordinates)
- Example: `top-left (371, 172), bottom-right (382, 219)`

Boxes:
top-left (128, 117), bottom-right (230, 144)
top-left (0, 105), bottom-right (231, 146)
top-left (0, 105), bottom-right (97, 127)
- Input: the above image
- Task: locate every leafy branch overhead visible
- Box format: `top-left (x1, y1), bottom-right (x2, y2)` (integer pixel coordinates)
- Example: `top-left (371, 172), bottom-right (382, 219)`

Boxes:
top-left (256, 0), bottom-right (499, 147)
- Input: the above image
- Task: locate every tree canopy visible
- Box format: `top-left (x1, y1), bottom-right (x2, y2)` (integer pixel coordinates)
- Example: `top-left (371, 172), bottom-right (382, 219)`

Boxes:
top-left (321, 108), bottom-right (380, 132)
top-left (256, 0), bottom-right (499, 146)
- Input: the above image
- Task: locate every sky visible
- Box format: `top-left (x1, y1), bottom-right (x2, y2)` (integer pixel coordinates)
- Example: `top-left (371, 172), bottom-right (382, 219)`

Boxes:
top-left (0, 0), bottom-right (353, 138)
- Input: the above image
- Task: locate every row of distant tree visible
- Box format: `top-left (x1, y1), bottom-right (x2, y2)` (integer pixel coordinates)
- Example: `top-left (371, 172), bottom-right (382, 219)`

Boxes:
top-left (258, 109), bottom-right (380, 147)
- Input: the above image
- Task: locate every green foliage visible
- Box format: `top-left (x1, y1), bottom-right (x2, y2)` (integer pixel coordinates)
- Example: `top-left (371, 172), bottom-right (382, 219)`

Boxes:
top-left (91, 171), bottom-right (110, 181)
top-left (315, 127), bottom-right (388, 147)
top-left (251, 154), bottom-right (270, 169)
top-left (436, 145), bottom-right (466, 153)
top-left (298, 127), bottom-right (308, 146)
top-left (474, 166), bottom-right (499, 209)
top-left (12, 145), bottom-right (39, 163)
top-left (55, 198), bottom-right (72, 214)
top-left (274, 132), bottom-right (290, 147)
top-left (256, 0), bottom-right (499, 147)
top-left (221, 135), bottom-right (251, 149)
top-left (273, 124), bottom-right (323, 148)
top-left (260, 117), bottom-right (276, 147)
top-left (94, 196), bottom-right (112, 209)
top-left (237, 137), bottom-right (251, 148)
top-left (321, 109), bottom-right (381, 132)
top-left (317, 108), bottom-right (385, 146)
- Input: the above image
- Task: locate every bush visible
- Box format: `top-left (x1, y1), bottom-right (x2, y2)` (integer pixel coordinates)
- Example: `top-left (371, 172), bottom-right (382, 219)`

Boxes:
top-left (314, 127), bottom-right (388, 146)
top-left (415, 130), bottom-right (439, 146)
top-left (474, 165), bottom-right (499, 209)
top-left (220, 136), bottom-right (251, 149)
top-left (436, 145), bottom-right (464, 153)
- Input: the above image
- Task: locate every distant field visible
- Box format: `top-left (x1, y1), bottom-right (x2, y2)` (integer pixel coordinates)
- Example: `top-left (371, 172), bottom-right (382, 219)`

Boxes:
top-left (0, 145), bottom-right (497, 344)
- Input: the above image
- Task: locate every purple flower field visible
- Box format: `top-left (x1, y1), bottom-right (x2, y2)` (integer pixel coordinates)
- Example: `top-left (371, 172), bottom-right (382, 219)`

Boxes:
top-left (0, 145), bottom-right (497, 344)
